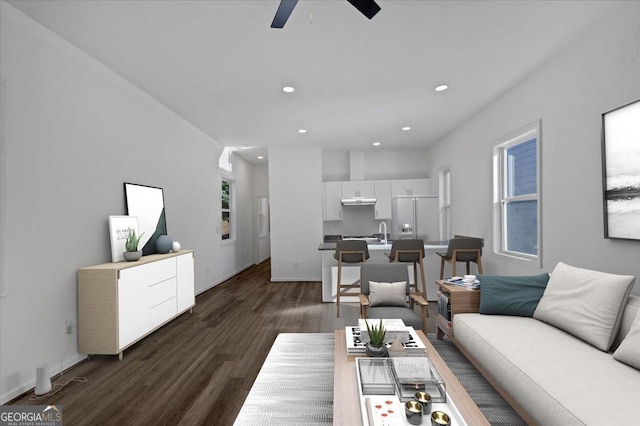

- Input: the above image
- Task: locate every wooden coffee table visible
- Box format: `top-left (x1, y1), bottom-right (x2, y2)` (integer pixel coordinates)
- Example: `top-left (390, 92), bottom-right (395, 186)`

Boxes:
top-left (333, 329), bottom-right (489, 426)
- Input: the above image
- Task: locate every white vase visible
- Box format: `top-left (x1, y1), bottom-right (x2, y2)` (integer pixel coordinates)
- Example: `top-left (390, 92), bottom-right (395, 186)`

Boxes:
top-left (172, 241), bottom-right (181, 252)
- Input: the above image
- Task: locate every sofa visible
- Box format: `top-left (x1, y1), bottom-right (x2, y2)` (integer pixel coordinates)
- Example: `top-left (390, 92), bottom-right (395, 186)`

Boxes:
top-left (450, 262), bottom-right (640, 425)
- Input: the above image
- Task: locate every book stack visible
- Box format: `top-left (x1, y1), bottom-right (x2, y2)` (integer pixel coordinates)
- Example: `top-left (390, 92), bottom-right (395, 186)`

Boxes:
top-left (345, 325), bottom-right (427, 356)
top-left (437, 291), bottom-right (452, 330)
top-left (357, 358), bottom-right (395, 395)
top-left (358, 318), bottom-right (409, 344)
top-left (390, 357), bottom-right (447, 403)
top-left (444, 276), bottom-right (481, 290)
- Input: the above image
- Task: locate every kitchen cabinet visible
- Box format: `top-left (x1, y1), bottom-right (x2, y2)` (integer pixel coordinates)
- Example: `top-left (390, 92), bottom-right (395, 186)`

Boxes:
top-left (391, 178), bottom-right (431, 197)
top-left (78, 251), bottom-right (195, 359)
top-left (374, 180), bottom-right (392, 220)
top-left (341, 180), bottom-right (374, 198)
top-left (323, 181), bottom-right (342, 221)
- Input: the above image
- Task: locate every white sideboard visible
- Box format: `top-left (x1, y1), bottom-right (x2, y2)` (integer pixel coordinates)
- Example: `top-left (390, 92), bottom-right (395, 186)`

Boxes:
top-left (78, 250), bottom-right (195, 359)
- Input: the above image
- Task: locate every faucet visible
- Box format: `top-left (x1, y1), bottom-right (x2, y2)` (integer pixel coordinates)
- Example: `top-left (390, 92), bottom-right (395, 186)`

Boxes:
top-left (378, 221), bottom-right (387, 246)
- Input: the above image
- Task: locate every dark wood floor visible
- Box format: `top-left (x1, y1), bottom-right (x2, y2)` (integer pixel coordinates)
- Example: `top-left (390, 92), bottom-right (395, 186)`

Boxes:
top-left (12, 260), bottom-right (438, 425)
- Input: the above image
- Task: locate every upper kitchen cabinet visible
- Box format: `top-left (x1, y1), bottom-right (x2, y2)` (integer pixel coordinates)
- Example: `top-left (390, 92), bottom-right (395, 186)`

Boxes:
top-left (323, 181), bottom-right (342, 221)
top-left (341, 180), bottom-right (374, 199)
top-left (374, 180), bottom-right (392, 220)
top-left (391, 178), bottom-right (431, 197)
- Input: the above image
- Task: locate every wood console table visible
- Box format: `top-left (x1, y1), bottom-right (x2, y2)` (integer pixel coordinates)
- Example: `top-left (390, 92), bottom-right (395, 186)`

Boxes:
top-left (435, 280), bottom-right (481, 340)
top-left (333, 329), bottom-right (489, 425)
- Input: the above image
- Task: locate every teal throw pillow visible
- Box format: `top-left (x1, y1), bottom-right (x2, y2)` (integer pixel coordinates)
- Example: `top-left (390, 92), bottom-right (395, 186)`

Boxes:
top-left (479, 273), bottom-right (550, 317)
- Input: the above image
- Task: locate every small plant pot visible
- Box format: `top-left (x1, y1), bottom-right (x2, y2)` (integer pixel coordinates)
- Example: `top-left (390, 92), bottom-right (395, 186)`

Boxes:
top-left (365, 343), bottom-right (388, 357)
top-left (123, 250), bottom-right (142, 262)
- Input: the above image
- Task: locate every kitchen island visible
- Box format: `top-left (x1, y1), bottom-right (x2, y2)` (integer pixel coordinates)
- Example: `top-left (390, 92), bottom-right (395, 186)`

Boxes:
top-left (318, 240), bottom-right (448, 303)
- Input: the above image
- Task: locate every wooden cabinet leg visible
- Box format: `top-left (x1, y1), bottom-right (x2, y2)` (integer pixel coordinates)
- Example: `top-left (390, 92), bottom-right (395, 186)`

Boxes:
top-left (437, 327), bottom-right (444, 340)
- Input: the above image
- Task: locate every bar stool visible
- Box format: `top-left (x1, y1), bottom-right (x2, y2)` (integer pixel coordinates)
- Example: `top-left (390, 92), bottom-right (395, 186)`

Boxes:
top-left (334, 240), bottom-right (369, 318)
top-left (386, 239), bottom-right (427, 305)
top-left (437, 236), bottom-right (483, 279)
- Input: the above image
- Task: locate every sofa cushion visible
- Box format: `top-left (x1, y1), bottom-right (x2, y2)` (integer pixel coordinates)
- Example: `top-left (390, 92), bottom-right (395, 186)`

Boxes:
top-left (612, 295), bottom-right (640, 350)
top-left (613, 311), bottom-right (640, 370)
top-left (533, 262), bottom-right (635, 351)
top-left (369, 281), bottom-right (407, 307)
top-left (479, 273), bottom-right (549, 317)
top-left (454, 313), bottom-right (640, 425)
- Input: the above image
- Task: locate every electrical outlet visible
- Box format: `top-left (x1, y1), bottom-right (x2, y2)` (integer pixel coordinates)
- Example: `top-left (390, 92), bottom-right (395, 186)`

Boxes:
top-left (66, 319), bottom-right (75, 335)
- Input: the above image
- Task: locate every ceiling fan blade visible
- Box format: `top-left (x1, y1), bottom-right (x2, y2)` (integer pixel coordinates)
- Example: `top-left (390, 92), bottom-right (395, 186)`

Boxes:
top-left (271, 0), bottom-right (299, 29)
top-left (346, 0), bottom-right (381, 20)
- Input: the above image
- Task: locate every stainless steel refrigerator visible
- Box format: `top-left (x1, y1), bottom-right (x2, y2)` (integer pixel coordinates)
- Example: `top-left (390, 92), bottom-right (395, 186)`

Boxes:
top-left (391, 196), bottom-right (440, 241)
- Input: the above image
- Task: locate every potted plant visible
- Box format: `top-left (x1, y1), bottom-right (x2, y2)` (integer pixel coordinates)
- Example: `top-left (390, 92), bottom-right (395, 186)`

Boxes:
top-left (123, 228), bottom-right (144, 261)
top-left (365, 319), bottom-right (388, 357)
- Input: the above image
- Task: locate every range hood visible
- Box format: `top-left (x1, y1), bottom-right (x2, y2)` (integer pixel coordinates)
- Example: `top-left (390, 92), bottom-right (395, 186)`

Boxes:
top-left (341, 197), bottom-right (377, 206)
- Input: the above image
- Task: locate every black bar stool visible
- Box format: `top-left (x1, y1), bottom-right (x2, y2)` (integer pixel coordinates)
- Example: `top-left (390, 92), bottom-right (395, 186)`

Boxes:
top-left (386, 239), bottom-right (427, 305)
top-left (334, 240), bottom-right (369, 318)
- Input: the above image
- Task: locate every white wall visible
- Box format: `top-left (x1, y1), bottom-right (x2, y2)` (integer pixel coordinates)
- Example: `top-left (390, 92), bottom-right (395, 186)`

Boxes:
top-left (425, 3), bottom-right (640, 294)
top-left (211, 153), bottom-right (256, 286)
top-left (252, 163), bottom-right (270, 263)
top-left (0, 3), bottom-right (255, 403)
top-left (268, 144), bottom-right (323, 281)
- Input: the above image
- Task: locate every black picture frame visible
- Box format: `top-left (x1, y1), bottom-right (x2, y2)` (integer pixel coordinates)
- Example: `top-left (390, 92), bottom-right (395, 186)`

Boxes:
top-left (601, 99), bottom-right (640, 241)
top-left (124, 182), bottom-right (168, 255)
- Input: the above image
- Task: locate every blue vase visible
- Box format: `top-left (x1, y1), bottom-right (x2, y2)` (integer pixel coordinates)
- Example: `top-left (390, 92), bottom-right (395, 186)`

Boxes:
top-left (156, 235), bottom-right (173, 254)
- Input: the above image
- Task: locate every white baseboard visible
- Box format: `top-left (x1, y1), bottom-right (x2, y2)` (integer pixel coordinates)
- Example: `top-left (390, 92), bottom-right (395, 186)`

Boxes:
top-left (196, 262), bottom-right (254, 295)
top-left (270, 277), bottom-right (322, 282)
top-left (1, 353), bottom-right (86, 405)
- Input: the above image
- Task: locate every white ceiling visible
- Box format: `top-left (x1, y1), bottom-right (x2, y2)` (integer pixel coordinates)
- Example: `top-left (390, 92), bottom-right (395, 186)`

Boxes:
top-left (8, 0), bottom-right (619, 164)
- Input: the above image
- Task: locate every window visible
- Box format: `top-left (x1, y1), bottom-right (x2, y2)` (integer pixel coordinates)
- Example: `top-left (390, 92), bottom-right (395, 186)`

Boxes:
top-left (439, 166), bottom-right (452, 240)
top-left (221, 178), bottom-right (234, 241)
top-left (493, 121), bottom-right (541, 263)
top-left (0, 76), bottom-right (6, 297)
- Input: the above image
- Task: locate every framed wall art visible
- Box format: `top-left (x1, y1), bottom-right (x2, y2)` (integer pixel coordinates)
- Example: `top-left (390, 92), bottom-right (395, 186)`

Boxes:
top-left (108, 215), bottom-right (139, 262)
top-left (124, 182), bottom-right (167, 255)
top-left (602, 99), bottom-right (640, 240)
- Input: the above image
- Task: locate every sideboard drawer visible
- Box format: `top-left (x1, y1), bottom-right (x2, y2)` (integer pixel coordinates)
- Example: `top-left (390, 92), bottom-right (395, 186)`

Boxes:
top-left (148, 278), bottom-right (177, 309)
top-left (120, 257), bottom-right (176, 286)
top-left (148, 297), bottom-right (177, 330)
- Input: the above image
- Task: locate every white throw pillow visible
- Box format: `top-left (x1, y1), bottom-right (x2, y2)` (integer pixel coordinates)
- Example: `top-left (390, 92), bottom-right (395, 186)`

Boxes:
top-left (533, 262), bottom-right (635, 351)
top-left (369, 281), bottom-right (407, 307)
top-left (614, 311), bottom-right (640, 370)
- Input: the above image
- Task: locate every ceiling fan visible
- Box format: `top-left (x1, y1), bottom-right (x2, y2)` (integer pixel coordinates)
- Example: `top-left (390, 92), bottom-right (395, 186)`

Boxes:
top-left (271, 0), bottom-right (381, 29)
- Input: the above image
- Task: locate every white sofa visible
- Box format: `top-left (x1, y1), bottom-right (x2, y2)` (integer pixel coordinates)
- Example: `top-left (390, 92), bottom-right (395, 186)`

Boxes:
top-left (451, 263), bottom-right (640, 425)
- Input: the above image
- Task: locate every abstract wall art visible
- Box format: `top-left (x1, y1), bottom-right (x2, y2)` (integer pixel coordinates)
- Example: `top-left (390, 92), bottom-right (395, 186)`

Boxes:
top-left (124, 182), bottom-right (167, 255)
top-left (602, 99), bottom-right (640, 240)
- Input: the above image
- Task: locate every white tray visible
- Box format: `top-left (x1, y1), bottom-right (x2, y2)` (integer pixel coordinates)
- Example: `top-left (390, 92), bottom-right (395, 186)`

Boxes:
top-left (355, 357), bottom-right (467, 426)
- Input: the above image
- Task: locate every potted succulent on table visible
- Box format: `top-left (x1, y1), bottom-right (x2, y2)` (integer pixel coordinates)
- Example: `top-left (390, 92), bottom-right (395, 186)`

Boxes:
top-left (123, 228), bottom-right (144, 261)
top-left (365, 319), bottom-right (388, 357)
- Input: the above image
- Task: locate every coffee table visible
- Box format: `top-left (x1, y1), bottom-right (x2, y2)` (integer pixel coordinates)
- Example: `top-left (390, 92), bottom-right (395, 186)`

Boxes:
top-left (333, 329), bottom-right (489, 426)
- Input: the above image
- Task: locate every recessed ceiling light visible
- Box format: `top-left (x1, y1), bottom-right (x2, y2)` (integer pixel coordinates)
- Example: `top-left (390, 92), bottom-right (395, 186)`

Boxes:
top-left (298, 129), bottom-right (307, 134)
top-left (283, 86), bottom-right (295, 93)
top-left (434, 84), bottom-right (449, 92)
top-left (402, 126), bottom-right (411, 131)
top-left (257, 156), bottom-right (264, 160)
top-left (373, 142), bottom-right (381, 146)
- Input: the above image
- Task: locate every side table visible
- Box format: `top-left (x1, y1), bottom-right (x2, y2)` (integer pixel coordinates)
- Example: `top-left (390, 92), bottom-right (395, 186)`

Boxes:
top-left (435, 280), bottom-right (481, 340)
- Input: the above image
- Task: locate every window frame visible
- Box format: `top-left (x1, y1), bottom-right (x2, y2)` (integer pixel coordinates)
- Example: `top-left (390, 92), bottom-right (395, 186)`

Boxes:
top-left (0, 76), bottom-right (6, 297)
top-left (493, 120), bottom-right (542, 265)
top-left (221, 175), bottom-right (235, 245)
top-left (439, 165), bottom-right (452, 240)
